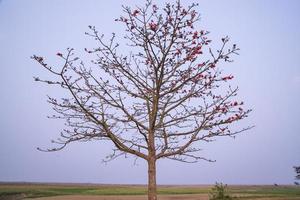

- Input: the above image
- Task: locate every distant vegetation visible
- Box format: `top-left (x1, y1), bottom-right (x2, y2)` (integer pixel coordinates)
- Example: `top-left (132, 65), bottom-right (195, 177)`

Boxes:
top-left (295, 166), bottom-right (300, 180)
top-left (0, 183), bottom-right (300, 199)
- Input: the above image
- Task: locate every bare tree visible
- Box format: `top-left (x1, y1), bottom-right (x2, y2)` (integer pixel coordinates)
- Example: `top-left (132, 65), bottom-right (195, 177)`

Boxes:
top-left (32, 1), bottom-right (252, 199)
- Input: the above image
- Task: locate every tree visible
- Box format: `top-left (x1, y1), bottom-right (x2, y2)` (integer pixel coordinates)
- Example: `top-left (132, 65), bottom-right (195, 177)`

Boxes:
top-left (294, 166), bottom-right (300, 180)
top-left (32, 1), bottom-right (252, 200)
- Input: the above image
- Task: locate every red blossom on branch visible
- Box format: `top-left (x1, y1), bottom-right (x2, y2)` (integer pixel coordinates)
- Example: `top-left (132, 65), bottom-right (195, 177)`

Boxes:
top-left (187, 20), bottom-right (193, 28)
top-left (210, 63), bottom-right (216, 68)
top-left (132, 10), bottom-right (139, 17)
top-left (181, 9), bottom-right (188, 15)
top-left (222, 75), bottom-right (234, 81)
top-left (149, 21), bottom-right (158, 31)
top-left (198, 63), bottom-right (205, 67)
top-left (193, 31), bottom-right (198, 39)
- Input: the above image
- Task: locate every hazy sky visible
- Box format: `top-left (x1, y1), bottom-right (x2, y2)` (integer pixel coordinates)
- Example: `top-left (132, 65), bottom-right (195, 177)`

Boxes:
top-left (0, 0), bottom-right (300, 185)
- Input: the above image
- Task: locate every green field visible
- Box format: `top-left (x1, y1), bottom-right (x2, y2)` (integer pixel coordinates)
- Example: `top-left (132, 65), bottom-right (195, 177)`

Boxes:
top-left (0, 183), bottom-right (299, 199)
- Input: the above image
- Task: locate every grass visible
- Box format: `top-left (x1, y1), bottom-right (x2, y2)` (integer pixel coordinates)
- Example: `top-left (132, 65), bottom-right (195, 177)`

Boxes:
top-left (0, 183), bottom-right (299, 199)
top-left (0, 184), bottom-right (140, 198)
top-left (228, 185), bottom-right (300, 198)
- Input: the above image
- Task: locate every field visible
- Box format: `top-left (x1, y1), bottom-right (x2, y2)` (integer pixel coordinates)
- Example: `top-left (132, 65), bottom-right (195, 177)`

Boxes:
top-left (0, 183), bottom-right (299, 200)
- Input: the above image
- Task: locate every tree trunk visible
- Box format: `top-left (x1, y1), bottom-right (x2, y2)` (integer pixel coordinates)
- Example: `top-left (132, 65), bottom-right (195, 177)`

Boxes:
top-left (148, 156), bottom-right (157, 200)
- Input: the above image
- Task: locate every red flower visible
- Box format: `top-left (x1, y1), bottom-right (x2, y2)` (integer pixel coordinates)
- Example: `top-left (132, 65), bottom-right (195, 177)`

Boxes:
top-left (145, 59), bottom-right (150, 65)
top-left (132, 10), bottom-right (139, 17)
top-left (198, 63), bottom-right (205, 67)
top-left (197, 74), bottom-right (204, 78)
top-left (192, 31), bottom-right (198, 39)
top-left (222, 75), bottom-right (234, 81)
top-left (149, 21), bottom-right (158, 31)
top-left (190, 45), bottom-right (202, 56)
top-left (187, 20), bottom-right (192, 27)
top-left (181, 9), bottom-right (188, 15)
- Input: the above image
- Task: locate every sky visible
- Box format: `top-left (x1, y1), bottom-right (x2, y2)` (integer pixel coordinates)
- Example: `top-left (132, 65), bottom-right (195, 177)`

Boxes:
top-left (0, 0), bottom-right (300, 185)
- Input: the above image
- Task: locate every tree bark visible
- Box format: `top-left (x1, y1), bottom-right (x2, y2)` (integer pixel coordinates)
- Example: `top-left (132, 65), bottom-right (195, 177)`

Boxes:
top-left (148, 156), bottom-right (157, 200)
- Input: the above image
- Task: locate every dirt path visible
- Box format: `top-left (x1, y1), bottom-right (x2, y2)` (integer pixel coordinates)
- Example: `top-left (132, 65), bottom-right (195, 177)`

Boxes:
top-left (31, 194), bottom-right (209, 200)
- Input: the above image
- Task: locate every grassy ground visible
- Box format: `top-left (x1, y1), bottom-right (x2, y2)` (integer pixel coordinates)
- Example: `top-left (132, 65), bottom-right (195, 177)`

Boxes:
top-left (228, 185), bottom-right (300, 199)
top-left (0, 183), bottom-right (299, 199)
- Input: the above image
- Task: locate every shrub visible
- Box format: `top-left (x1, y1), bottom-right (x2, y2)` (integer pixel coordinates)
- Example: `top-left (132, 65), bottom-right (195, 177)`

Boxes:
top-left (209, 182), bottom-right (232, 200)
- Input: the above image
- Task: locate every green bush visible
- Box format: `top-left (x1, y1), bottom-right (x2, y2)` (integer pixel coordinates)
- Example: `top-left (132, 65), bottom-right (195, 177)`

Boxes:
top-left (209, 182), bottom-right (232, 200)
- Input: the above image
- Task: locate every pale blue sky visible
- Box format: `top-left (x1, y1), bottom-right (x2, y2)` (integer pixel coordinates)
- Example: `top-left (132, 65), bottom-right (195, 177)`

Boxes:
top-left (0, 0), bottom-right (300, 185)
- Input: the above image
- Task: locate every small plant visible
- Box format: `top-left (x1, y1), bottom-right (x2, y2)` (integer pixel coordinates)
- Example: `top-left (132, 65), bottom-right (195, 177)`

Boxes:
top-left (209, 182), bottom-right (232, 200)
